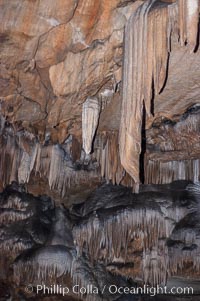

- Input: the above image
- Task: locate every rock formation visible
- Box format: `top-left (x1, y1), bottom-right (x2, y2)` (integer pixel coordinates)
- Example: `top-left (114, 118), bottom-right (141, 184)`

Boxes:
top-left (1, 181), bottom-right (200, 300)
top-left (0, 0), bottom-right (200, 300)
top-left (0, 0), bottom-right (199, 195)
top-left (119, 0), bottom-right (200, 190)
top-left (82, 97), bottom-right (101, 155)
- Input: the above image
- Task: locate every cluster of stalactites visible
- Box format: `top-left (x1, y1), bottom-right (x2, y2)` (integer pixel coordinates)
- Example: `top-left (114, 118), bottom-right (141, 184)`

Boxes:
top-left (148, 111), bottom-right (200, 153)
top-left (73, 181), bottom-right (200, 285)
top-left (169, 229), bottom-right (200, 276)
top-left (0, 129), bottom-right (98, 197)
top-left (94, 131), bottom-right (134, 188)
top-left (0, 123), bottom-right (136, 195)
top-left (119, 0), bottom-right (200, 191)
top-left (0, 195), bottom-right (33, 256)
top-left (73, 208), bottom-right (172, 262)
top-left (73, 207), bottom-right (173, 284)
top-left (145, 158), bottom-right (200, 184)
top-left (13, 246), bottom-right (74, 286)
top-left (10, 183), bottom-right (200, 288)
top-left (145, 109), bottom-right (200, 184)
top-left (142, 247), bottom-right (169, 286)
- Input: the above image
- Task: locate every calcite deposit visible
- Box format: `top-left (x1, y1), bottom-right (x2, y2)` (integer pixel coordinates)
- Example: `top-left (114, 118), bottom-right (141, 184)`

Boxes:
top-left (1, 182), bottom-right (200, 300)
top-left (0, 0), bottom-right (200, 300)
top-left (0, 0), bottom-right (199, 195)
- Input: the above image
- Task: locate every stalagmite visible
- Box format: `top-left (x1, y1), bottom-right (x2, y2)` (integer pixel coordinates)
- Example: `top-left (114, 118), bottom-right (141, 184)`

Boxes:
top-left (119, 0), bottom-right (199, 191)
top-left (82, 97), bottom-right (101, 154)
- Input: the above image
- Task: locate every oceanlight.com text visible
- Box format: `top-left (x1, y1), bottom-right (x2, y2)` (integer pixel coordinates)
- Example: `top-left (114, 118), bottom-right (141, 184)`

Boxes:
top-left (25, 283), bottom-right (194, 297)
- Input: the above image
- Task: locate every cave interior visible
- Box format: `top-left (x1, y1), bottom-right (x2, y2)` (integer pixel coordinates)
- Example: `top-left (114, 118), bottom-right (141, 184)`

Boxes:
top-left (0, 0), bottom-right (200, 300)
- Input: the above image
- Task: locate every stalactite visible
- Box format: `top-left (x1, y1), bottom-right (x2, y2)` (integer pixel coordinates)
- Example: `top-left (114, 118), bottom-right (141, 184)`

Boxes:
top-left (142, 247), bottom-right (168, 286)
top-left (168, 183), bottom-right (200, 277)
top-left (73, 207), bottom-right (173, 284)
top-left (1, 195), bottom-right (27, 210)
top-left (2, 182), bottom-right (200, 289)
top-left (72, 257), bottom-right (125, 301)
top-left (0, 237), bottom-right (33, 258)
top-left (73, 207), bottom-right (172, 265)
top-left (73, 182), bottom-right (200, 285)
top-left (46, 206), bottom-right (74, 248)
top-left (72, 258), bottom-right (101, 301)
top-left (0, 187), bottom-right (54, 259)
top-left (179, 0), bottom-right (199, 50)
top-left (169, 246), bottom-right (200, 276)
top-left (0, 126), bottom-right (100, 196)
top-left (18, 152), bottom-right (32, 184)
top-left (145, 159), bottom-right (200, 184)
top-left (145, 108), bottom-right (200, 184)
top-left (99, 89), bottom-right (114, 111)
top-left (82, 97), bottom-right (101, 155)
top-left (147, 110), bottom-right (200, 153)
top-left (48, 145), bottom-right (65, 190)
top-left (187, 181), bottom-right (200, 196)
top-left (94, 131), bottom-right (134, 187)
top-left (169, 233), bottom-right (200, 276)
top-left (13, 246), bottom-right (75, 285)
top-left (119, 0), bottom-right (199, 191)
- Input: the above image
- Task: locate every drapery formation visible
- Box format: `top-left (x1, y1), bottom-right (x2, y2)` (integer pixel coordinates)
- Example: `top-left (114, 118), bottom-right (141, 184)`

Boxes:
top-left (119, 0), bottom-right (199, 191)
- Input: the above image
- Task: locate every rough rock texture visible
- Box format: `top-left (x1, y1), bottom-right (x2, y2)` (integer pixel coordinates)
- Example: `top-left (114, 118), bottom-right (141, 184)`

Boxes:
top-left (0, 0), bottom-right (141, 138)
top-left (0, 0), bottom-right (143, 198)
top-left (0, 1), bottom-right (200, 300)
top-left (0, 0), bottom-right (200, 195)
top-left (145, 104), bottom-right (200, 184)
top-left (1, 182), bottom-right (200, 300)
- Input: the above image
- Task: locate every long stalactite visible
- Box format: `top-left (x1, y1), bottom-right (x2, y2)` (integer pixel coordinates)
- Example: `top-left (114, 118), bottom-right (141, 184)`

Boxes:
top-left (119, 0), bottom-right (200, 191)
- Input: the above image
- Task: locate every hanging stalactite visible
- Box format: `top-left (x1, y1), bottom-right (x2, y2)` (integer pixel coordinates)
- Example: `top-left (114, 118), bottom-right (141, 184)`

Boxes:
top-left (119, 0), bottom-right (199, 191)
top-left (0, 124), bottom-right (100, 196)
top-left (82, 97), bottom-right (101, 155)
